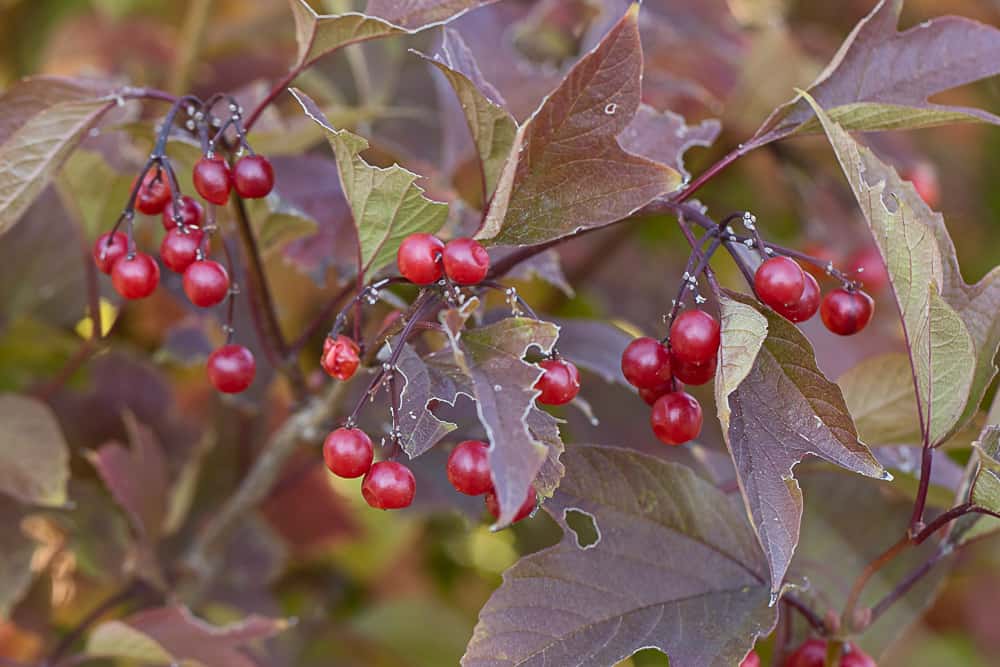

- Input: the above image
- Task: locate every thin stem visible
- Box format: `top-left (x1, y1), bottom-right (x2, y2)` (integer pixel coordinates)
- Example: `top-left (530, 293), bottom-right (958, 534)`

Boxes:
top-left (672, 137), bottom-right (769, 204)
top-left (783, 592), bottom-right (827, 634)
top-left (46, 581), bottom-right (143, 665)
top-left (841, 535), bottom-right (911, 631)
top-left (244, 67), bottom-right (301, 132)
top-left (909, 445), bottom-right (935, 535)
top-left (868, 548), bottom-right (947, 625)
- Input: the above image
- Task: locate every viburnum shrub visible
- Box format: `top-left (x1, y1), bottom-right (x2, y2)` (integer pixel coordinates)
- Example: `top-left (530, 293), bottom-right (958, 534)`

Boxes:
top-left (5, 1), bottom-right (1000, 665)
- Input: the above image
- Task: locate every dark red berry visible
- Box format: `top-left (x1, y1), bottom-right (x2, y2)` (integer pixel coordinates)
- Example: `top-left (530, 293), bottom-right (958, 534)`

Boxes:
top-left (906, 161), bottom-right (940, 209)
top-left (160, 228), bottom-right (204, 273)
top-left (161, 196), bottom-right (204, 230)
top-left (93, 232), bottom-right (128, 274)
top-left (621, 337), bottom-right (672, 389)
top-left (669, 310), bottom-right (720, 365)
top-left (671, 353), bottom-right (717, 386)
top-left (639, 383), bottom-right (671, 406)
top-left (755, 256), bottom-right (806, 309)
top-left (233, 155), bottom-right (275, 199)
top-left (193, 156), bottom-right (232, 205)
top-left (397, 233), bottom-right (445, 284)
top-left (485, 486), bottom-right (535, 523)
top-left (183, 260), bottom-right (230, 307)
top-left (323, 428), bottom-right (374, 478)
top-left (442, 237), bottom-right (490, 285)
top-left (840, 645), bottom-right (876, 667)
top-left (206, 344), bottom-right (256, 394)
top-left (111, 253), bottom-right (159, 299)
top-left (133, 170), bottom-right (171, 215)
top-left (785, 640), bottom-right (874, 667)
top-left (820, 288), bottom-right (874, 336)
top-left (321, 334), bottom-right (361, 380)
top-left (362, 461), bottom-right (416, 510)
top-left (446, 440), bottom-right (492, 495)
top-left (777, 271), bottom-right (820, 323)
top-left (650, 391), bottom-right (702, 446)
top-left (534, 359), bottom-right (580, 405)
top-left (848, 245), bottom-right (889, 293)
top-left (740, 651), bottom-right (761, 667)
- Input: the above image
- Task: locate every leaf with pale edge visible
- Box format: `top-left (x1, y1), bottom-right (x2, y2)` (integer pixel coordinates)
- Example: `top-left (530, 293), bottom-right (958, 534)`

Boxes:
top-left (396, 344), bottom-right (461, 458)
top-left (551, 318), bottom-right (635, 386)
top-left (839, 353), bottom-right (922, 446)
top-left (0, 393), bottom-right (70, 506)
top-left (716, 292), bottom-right (886, 594)
top-left (365, 0), bottom-right (496, 28)
top-left (476, 5), bottom-right (681, 246)
top-left (463, 446), bottom-right (776, 667)
top-left (949, 426), bottom-right (1000, 545)
top-left (619, 104), bottom-right (721, 182)
top-left (244, 192), bottom-right (318, 254)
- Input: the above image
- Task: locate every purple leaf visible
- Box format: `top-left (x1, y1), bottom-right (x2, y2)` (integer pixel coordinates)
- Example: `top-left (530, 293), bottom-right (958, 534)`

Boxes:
top-left (491, 247), bottom-right (574, 297)
top-left (396, 344), bottom-right (461, 458)
top-left (619, 104), bottom-right (721, 182)
top-left (365, 0), bottom-right (497, 29)
top-left (551, 318), bottom-right (634, 385)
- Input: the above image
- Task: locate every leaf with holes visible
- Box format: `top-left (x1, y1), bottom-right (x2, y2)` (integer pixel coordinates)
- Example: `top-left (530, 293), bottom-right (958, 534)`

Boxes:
top-left (0, 393), bottom-right (70, 506)
top-left (463, 446), bottom-right (776, 667)
top-left (396, 344), bottom-right (461, 458)
top-left (839, 353), bottom-right (922, 446)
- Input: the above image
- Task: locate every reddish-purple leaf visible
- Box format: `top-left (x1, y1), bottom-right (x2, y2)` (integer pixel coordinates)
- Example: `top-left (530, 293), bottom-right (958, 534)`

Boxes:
top-left (619, 104), bottom-right (721, 182)
top-left (396, 344), bottom-right (462, 458)
top-left (491, 247), bottom-right (574, 297)
top-left (551, 318), bottom-right (634, 386)
top-left (365, 0), bottom-right (497, 30)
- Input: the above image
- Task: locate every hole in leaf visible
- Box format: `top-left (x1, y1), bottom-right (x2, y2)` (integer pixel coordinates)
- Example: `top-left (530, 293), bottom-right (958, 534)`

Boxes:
top-left (564, 508), bottom-right (600, 549)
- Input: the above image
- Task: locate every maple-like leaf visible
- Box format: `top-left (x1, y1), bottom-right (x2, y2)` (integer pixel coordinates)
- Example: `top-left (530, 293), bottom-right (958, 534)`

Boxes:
top-left (619, 104), bottom-right (720, 182)
top-left (396, 344), bottom-right (462, 458)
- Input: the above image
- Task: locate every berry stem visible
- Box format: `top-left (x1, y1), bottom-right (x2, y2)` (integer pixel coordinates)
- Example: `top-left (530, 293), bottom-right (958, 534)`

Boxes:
top-left (782, 592), bottom-right (827, 634)
top-left (841, 534), bottom-right (910, 632)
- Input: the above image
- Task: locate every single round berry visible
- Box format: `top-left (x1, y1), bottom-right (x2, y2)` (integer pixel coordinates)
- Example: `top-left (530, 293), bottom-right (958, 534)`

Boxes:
top-left (840, 644), bottom-right (876, 667)
top-left (485, 485), bottom-right (535, 523)
top-left (621, 337), bottom-right (672, 389)
top-left (133, 170), bottom-right (171, 215)
top-left (907, 161), bottom-right (940, 209)
top-left (93, 232), bottom-right (128, 274)
top-left (111, 253), bottom-right (159, 299)
top-left (446, 440), bottom-right (492, 496)
top-left (322, 428), bottom-right (374, 478)
top-left (233, 155), bottom-right (275, 199)
top-left (161, 195), bottom-right (204, 230)
top-left (207, 344), bottom-right (255, 393)
top-left (740, 651), bottom-right (761, 667)
top-left (820, 288), bottom-right (874, 336)
top-left (160, 228), bottom-right (204, 273)
top-left (534, 359), bottom-right (580, 405)
top-left (321, 334), bottom-right (361, 380)
top-left (362, 461), bottom-right (416, 510)
top-left (442, 237), bottom-right (490, 285)
top-left (193, 156), bottom-right (232, 205)
top-left (755, 256), bottom-right (806, 309)
top-left (785, 639), bottom-right (826, 667)
top-left (397, 233), bottom-right (445, 284)
top-left (671, 353), bottom-right (717, 386)
top-left (848, 245), bottom-right (889, 293)
top-left (638, 383), bottom-right (671, 406)
top-left (777, 271), bottom-right (820, 323)
top-left (183, 260), bottom-right (230, 307)
top-left (650, 391), bottom-right (702, 446)
top-left (669, 310), bottom-right (720, 365)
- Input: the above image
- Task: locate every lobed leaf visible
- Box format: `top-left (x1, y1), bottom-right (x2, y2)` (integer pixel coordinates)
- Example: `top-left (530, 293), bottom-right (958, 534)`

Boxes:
top-left (0, 393), bottom-right (70, 507)
top-left (396, 344), bottom-right (462, 458)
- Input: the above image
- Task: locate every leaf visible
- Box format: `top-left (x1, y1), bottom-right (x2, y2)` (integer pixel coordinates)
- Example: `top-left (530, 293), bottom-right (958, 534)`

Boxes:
top-left (499, 247), bottom-right (574, 297)
top-left (0, 393), bottom-right (70, 507)
top-left (757, 0), bottom-right (1000, 136)
top-left (949, 425), bottom-right (1000, 545)
top-left (244, 191), bottom-right (318, 254)
top-left (716, 292), bottom-right (886, 594)
top-left (366, 0), bottom-right (497, 29)
top-left (526, 407), bottom-right (564, 498)
top-left (86, 622), bottom-right (176, 664)
top-left (714, 295), bottom-right (768, 435)
top-left (804, 94), bottom-right (979, 445)
top-left (463, 446), bottom-right (777, 667)
top-left (969, 433), bottom-right (1000, 514)
top-left (0, 498), bottom-right (35, 617)
top-left (477, 5), bottom-right (681, 246)
top-left (550, 318), bottom-right (635, 386)
top-left (55, 148), bottom-right (134, 239)
top-left (396, 344), bottom-right (461, 458)
top-left (839, 353), bottom-right (922, 446)
top-left (618, 104), bottom-right (721, 182)
top-left (291, 88), bottom-right (448, 276)
top-left (352, 598), bottom-right (475, 667)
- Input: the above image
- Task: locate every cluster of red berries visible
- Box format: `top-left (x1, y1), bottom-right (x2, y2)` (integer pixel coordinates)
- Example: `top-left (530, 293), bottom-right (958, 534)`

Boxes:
top-left (739, 639), bottom-right (876, 666)
top-left (396, 232), bottom-right (491, 285)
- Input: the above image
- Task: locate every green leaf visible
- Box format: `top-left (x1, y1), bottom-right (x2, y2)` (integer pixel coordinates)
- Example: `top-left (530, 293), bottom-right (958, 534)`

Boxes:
top-left (86, 622), bottom-right (178, 664)
top-left (839, 353), bottom-right (922, 446)
top-left (55, 149), bottom-right (134, 239)
top-left (949, 426), bottom-right (1000, 545)
top-left (969, 434), bottom-right (1000, 513)
top-left (244, 192), bottom-right (318, 254)
top-left (291, 88), bottom-right (447, 276)
top-left (715, 294), bottom-right (768, 434)
top-left (0, 393), bottom-right (70, 507)
top-left (352, 598), bottom-right (474, 667)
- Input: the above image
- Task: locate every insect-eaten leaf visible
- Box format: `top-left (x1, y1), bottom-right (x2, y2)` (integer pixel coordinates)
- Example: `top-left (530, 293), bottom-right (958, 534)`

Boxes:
top-left (396, 344), bottom-right (463, 459)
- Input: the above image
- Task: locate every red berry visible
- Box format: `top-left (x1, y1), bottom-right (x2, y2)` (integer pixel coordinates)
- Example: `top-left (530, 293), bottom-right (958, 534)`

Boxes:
top-left (848, 245), bottom-right (889, 293)
top-left (534, 359), bottom-right (580, 405)
top-left (161, 196), bottom-right (204, 230)
top-left (322, 428), bottom-right (374, 478)
top-left (133, 170), bottom-right (171, 215)
top-left (906, 161), bottom-right (940, 209)
top-left (111, 252), bottom-right (159, 299)
top-left (93, 232), bottom-right (128, 274)
top-left (785, 640), bottom-right (874, 667)
top-left (446, 440), bottom-right (492, 495)
top-left (485, 486), bottom-right (535, 523)
top-left (841, 644), bottom-right (876, 667)
top-left (193, 156), bottom-right (232, 205)
top-left (777, 271), bottom-right (820, 323)
top-left (638, 383), bottom-right (671, 406)
top-left (160, 228), bottom-right (204, 273)
top-left (740, 651), bottom-right (761, 667)
top-left (362, 461), bottom-right (416, 510)
top-left (671, 353), bottom-right (717, 386)
top-left (442, 237), bottom-right (490, 285)
top-left (397, 233), bottom-right (445, 284)
top-left (183, 260), bottom-right (230, 307)
top-left (755, 256), bottom-right (806, 309)
top-left (650, 391), bottom-right (702, 446)
top-left (669, 310), bottom-right (720, 365)
top-left (820, 288), bottom-right (874, 336)
top-left (206, 344), bottom-right (256, 393)
top-left (233, 155), bottom-right (275, 199)
top-left (321, 334), bottom-right (361, 380)
top-left (621, 337), bottom-right (672, 389)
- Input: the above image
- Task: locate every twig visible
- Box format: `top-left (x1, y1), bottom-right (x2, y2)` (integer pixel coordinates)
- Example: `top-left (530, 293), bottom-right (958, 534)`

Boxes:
top-left (783, 592), bottom-right (827, 634)
top-left (46, 581), bottom-right (143, 666)
top-left (841, 535), bottom-right (911, 631)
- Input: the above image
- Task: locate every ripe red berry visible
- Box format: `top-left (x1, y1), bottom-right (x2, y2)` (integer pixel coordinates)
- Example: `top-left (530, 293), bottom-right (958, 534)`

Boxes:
top-left (906, 161), bottom-right (940, 209)
top-left (740, 651), bottom-right (761, 667)
top-left (442, 237), bottom-right (490, 285)
top-left (650, 391), bottom-right (702, 446)
top-left (161, 195), bottom-right (204, 230)
top-left (321, 334), bottom-right (361, 380)
top-left (785, 640), bottom-right (874, 667)
top-left (362, 461), bottom-right (416, 510)
top-left (534, 359), bottom-right (580, 405)
top-left (206, 344), bottom-right (255, 393)
top-left (397, 233), bottom-right (445, 284)
top-left (820, 288), bottom-right (874, 336)
top-left (671, 353), bottom-right (717, 386)
top-left (446, 440), bottom-right (492, 495)
top-left (160, 228), bottom-right (204, 273)
top-left (233, 155), bottom-right (275, 199)
top-left (193, 156), bottom-right (232, 205)
top-left (669, 310), bottom-right (720, 365)
top-left (183, 260), bottom-right (230, 307)
top-left (848, 245), bottom-right (889, 293)
top-left (93, 232), bottom-right (128, 274)
top-left (840, 645), bottom-right (876, 667)
top-left (485, 486), bottom-right (535, 523)
top-left (755, 256), bottom-right (806, 309)
top-left (322, 428), bottom-right (374, 478)
top-left (133, 170), bottom-right (171, 215)
top-left (111, 252), bottom-right (159, 299)
top-left (638, 383), bottom-right (671, 406)
top-left (777, 271), bottom-right (820, 323)
top-left (621, 337), bottom-right (672, 389)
